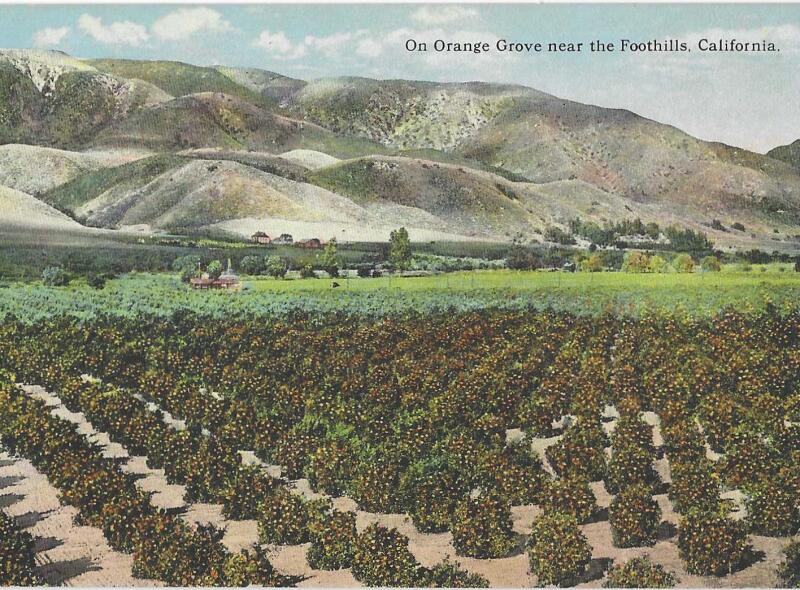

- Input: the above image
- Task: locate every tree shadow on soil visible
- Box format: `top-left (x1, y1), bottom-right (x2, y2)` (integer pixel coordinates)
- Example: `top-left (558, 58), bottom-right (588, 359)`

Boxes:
top-left (654, 481), bottom-right (671, 495)
top-left (0, 459), bottom-right (16, 468)
top-left (657, 521), bottom-right (678, 541)
top-left (579, 557), bottom-right (614, 584)
top-left (735, 548), bottom-right (766, 573)
top-left (34, 536), bottom-right (63, 553)
top-left (37, 557), bottom-right (101, 585)
top-left (0, 492), bottom-right (24, 509)
top-left (15, 509), bottom-right (54, 528)
top-left (509, 533), bottom-right (530, 557)
top-left (0, 474), bottom-right (24, 489)
top-left (586, 507), bottom-right (609, 524)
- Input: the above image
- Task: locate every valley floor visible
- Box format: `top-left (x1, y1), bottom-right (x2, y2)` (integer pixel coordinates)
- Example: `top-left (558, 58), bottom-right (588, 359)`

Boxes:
top-left (1, 266), bottom-right (799, 321)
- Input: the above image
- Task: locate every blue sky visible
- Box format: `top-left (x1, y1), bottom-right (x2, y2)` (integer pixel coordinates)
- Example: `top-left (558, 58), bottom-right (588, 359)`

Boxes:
top-left (2, 4), bottom-right (800, 153)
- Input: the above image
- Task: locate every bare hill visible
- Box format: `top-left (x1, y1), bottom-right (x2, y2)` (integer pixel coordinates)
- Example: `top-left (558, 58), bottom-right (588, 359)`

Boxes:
top-left (0, 144), bottom-right (149, 196)
top-left (290, 78), bottom-right (800, 237)
top-left (0, 185), bottom-right (86, 230)
top-left (77, 159), bottom-right (374, 230)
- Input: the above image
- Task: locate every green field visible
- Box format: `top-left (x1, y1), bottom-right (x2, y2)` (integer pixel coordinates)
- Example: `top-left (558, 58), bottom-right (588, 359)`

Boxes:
top-left (1, 266), bottom-right (797, 322)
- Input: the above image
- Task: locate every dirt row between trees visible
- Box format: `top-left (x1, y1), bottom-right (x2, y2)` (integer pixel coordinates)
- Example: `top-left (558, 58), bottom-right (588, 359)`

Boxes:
top-left (167, 391), bottom-right (791, 588)
top-left (15, 383), bottom-right (792, 588)
top-left (0, 450), bottom-right (158, 586)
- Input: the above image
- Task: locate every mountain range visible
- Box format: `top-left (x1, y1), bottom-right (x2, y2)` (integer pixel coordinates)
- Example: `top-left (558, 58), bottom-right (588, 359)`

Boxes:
top-left (1, 48), bottom-right (799, 252)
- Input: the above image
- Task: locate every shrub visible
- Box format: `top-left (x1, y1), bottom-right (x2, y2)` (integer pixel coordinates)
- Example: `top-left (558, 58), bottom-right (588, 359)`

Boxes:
top-left (477, 442), bottom-right (549, 506)
top-left (223, 546), bottom-right (287, 586)
top-left (701, 255), bottom-right (722, 272)
top-left (544, 225), bottom-right (576, 246)
top-left (541, 476), bottom-right (598, 524)
top-left (222, 465), bottom-right (282, 520)
top-left (99, 494), bottom-right (154, 552)
top-left (677, 508), bottom-right (750, 576)
top-left (42, 265), bottom-right (70, 286)
top-left (672, 253), bottom-right (695, 273)
top-left (350, 454), bottom-right (407, 513)
top-left (545, 421), bottom-right (607, 481)
top-left (580, 254), bottom-right (603, 272)
top-left (257, 490), bottom-right (309, 545)
top-left (271, 427), bottom-right (318, 479)
top-left (717, 428), bottom-right (782, 488)
top-left (0, 512), bottom-right (42, 585)
top-left (87, 272), bottom-right (108, 290)
top-left (648, 255), bottom-right (668, 273)
top-left (527, 512), bottom-right (592, 587)
top-left (744, 479), bottom-right (800, 536)
top-left (519, 395), bottom-right (558, 437)
top-left (307, 509), bottom-right (357, 570)
top-left (451, 493), bottom-right (517, 558)
top-left (401, 462), bottom-right (467, 533)
top-left (609, 484), bottom-right (661, 547)
top-left (351, 523), bottom-right (423, 587)
top-left (603, 556), bottom-right (677, 588)
top-left (264, 256), bottom-right (288, 279)
top-left (306, 438), bottom-right (354, 496)
top-left (239, 255), bottom-right (264, 275)
top-left (662, 422), bottom-right (707, 464)
top-left (605, 443), bottom-right (660, 495)
top-left (668, 460), bottom-right (721, 514)
top-left (611, 414), bottom-right (655, 456)
top-left (423, 559), bottom-right (489, 587)
top-left (622, 251), bottom-right (650, 273)
top-left (778, 540), bottom-right (800, 587)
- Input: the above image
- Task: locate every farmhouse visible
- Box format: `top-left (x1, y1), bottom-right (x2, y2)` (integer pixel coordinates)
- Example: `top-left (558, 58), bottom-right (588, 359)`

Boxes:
top-left (272, 233), bottom-right (294, 245)
top-left (251, 231), bottom-right (271, 244)
top-left (190, 260), bottom-right (241, 290)
top-left (296, 238), bottom-right (323, 249)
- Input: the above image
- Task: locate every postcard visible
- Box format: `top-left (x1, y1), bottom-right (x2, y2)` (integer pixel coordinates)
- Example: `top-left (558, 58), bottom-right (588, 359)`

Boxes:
top-left (0, 3), bottom-right (798, 589)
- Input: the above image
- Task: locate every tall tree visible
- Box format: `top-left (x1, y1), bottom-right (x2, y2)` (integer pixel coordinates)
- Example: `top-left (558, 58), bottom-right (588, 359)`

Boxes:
top-left (388, 227), bottom-right (412, 270)
top-left (321, 238), bottom-right (340, 278)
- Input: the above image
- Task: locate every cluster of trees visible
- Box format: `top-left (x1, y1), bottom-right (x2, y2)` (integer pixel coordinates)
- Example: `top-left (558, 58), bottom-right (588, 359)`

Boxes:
top-left (663, 226), bottom-right (714, 253)
top-left (40, 266), bottom-right (115, 289)
top-left (0, 510), bottom-right (42, 585)
top-left (620, 251), bottom-right (721, 273)
top-left (569, 217), bottom-right (661, 246)
top-left (567, 217), bottom-right (715, 254)
top-left (0, 375), bottom-right (292, 587)
top-left (2, 307), bottom-right (799, 586)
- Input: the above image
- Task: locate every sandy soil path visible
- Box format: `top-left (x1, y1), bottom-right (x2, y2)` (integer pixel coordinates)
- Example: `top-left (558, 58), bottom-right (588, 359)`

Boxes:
top-left (0, 450), bottom-right (160, 587)
top-left (29, 378), bottom-right (791, 588)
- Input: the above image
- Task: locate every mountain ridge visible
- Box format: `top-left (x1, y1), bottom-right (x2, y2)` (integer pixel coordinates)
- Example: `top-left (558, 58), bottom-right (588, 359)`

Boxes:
top-left (0, 50), bottom-right (798, 252)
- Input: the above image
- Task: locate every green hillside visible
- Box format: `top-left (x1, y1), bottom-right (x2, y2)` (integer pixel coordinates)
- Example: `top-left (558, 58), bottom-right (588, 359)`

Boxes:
top-left (87, 58), bottom-right (274, 108)
top-left (768, 140), bottom-right (800, 171)
top-left (41, 154), bottom-right (186, 212)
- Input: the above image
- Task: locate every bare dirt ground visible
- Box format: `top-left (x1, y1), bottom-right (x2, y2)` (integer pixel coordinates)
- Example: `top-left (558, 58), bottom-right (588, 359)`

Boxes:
top-left (10, 384), bottom-right (796, 587)
top-left (0, 451), bottom-right (159, 586)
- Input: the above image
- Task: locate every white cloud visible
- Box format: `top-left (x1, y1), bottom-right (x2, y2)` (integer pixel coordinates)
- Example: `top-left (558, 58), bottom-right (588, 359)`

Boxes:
top-left (410, 6), bottom-right (478, 26)
top-left (356, 38), bottom-right (384, 58)
top-left (253, 29), bottom-right (371, 60)
top-left (304, 31), bottom-right (370, 58)
top-left (32, 26), bottom-right (69, 47)
top-left (252, 30), bottom-right (306, 60)
top-left (77, 14), bottom-right (149, 46)
top-left (151, 8), bottom-right (233, 42)
top-left (251, 25), bottom-right (519, 79)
